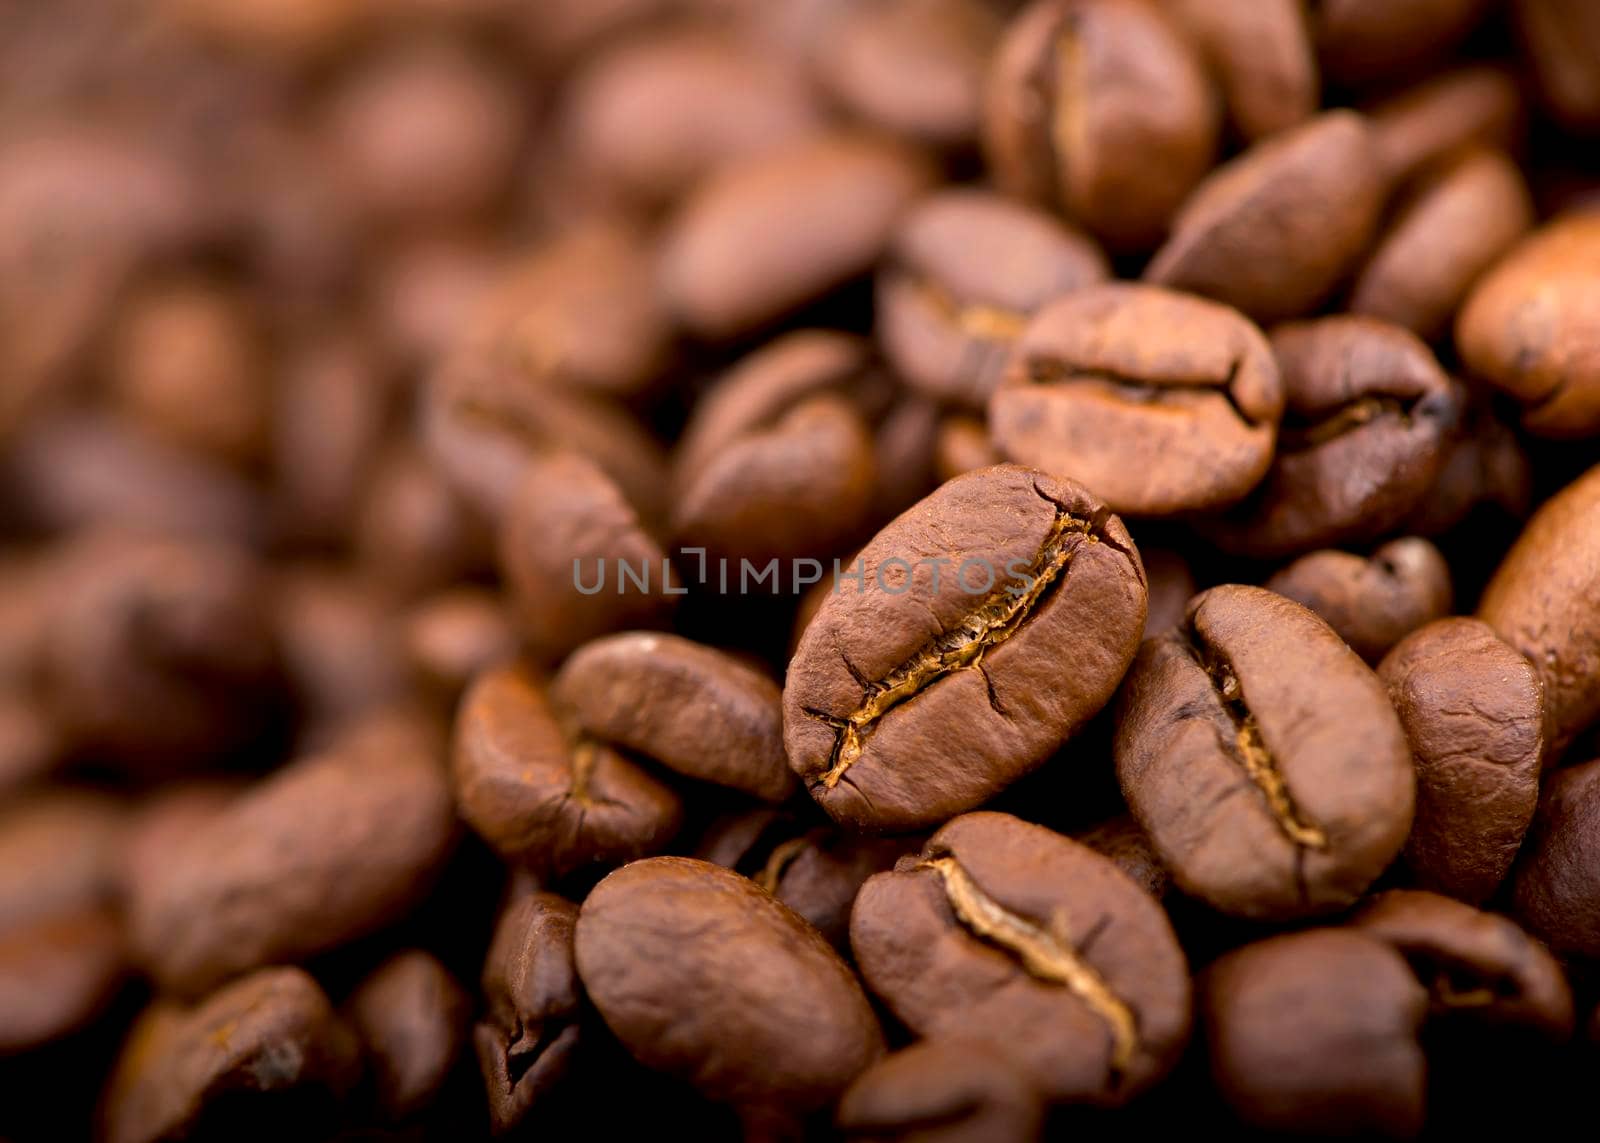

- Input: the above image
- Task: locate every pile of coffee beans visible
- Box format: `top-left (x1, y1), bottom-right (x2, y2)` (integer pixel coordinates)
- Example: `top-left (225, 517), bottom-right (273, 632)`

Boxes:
top-left (6, 0), bottom-right (1600, 1138)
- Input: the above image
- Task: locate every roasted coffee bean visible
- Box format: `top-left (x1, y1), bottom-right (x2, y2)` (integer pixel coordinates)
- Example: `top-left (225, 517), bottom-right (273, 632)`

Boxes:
top-left (815, 0), bottom-right (1000, 148)
top-left (476, 889), bottom-right (584, 1136)
top-left (1364, 65), bottom-right (1523, 186)
top-left (1516, 0), bottom-right (1600, 131)
top-left (102, 966), bottom-right (361, 1143)
top-left (1164, 0), bottom-right (1317, 141)
top-left (1478, 461), bottom-right (1600, 755)
top-left (0, 790), bottom-right (125, 932)
top-left (345, 950), bottom-right (471, 1122)
top-left (934, 413), bottom-right (1001, 482)
top-left (369, 233), bottom-right (505, 370)
top-left (989, 283), bottom-right (1282, 517)
top-left (660, 131), bottom-right (934, 340)
top-left (0, 907), bottom-right (125, 1056)
top-left (1145, 111), bottom-right (1388, 324)
top-left (785, 465), bottom-right (1146, 831)
top-left (273, 564), bottom-right (415, 727)
top-left (878, 190), bottom-right (1108, 410)
top-left (1311, 0), bottom-right (1492, 87)
top-left (551, 631), bottom-right (794, 802)
top-left (1457, 213), bottom-right (1600, 436)
top-left (402, 588), bottom-right (518, 700)
top-left (1202, 929), bottom-right (1427, 1138)
top-left (354, 440), bottom-right (488, 599)
top-left (871, 395), bottom-right (943, 520)
top-left (1350, 889), bottom-right (1573, 1040)
top-left (1379, 619), bottom-right (1543, 904)
top-left (453, 664), bottom-right (682, 878)
top-left (851, 812), bottom-right (1191, 1104)
top-left (1140, 547), bottom-right (1197, 642)
top-left (1116, 585), bottom-right (1414, 919)
top-left (575, 857), bottom-right (884, 1116)
top-left (1403, 396), bottom-right (1532, 536)
top-left (1076, 814), bottom-right (1170, 899)
top-left (1214, 316), bottom-right (1459, 557)
top-left (114, 781), bottom-right (241, 913)
top-left (1349, 148), bottom-right (1534, 342)
top-left (1511, 756), bottom-right (1600, 959)
top-left (985, 0), bottom-right (1217, 251)
top-left (1266, 537), bottom-right (1453, 664)
top-left (127, 714), bottom-right (458, 996)
top-left (836, 1037), bottom-right (1045, 1143)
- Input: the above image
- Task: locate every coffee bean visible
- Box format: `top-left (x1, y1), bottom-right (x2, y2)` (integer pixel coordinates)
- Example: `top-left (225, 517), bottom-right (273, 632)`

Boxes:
top-left (1517, 0), bottom-right (1600, 130)
top-left (1350, 889), bottom-right (1573, 1040)
top-left (0, 790), bottom-right (125, 933)
top-left (1116, 585), bottom-right (1414, 919)
top-left (660, 132), bottom-right (934, 340)
top-left (354, 440), bottom-right (488, 599)
top-left (1511, 756), bottom-right (1600, 959)
top-left (837, 1037), bottom-right (1045, 1143)
top-left (1364, 65), bottom-right (1523, 185)
top-left (272, 565), bottom-right (414, 727)
top-left (1478, 461), bottom-right (1600, 755)
top-left (0, 908), bottom-right (126, 1056)
top-left (402, 587), bottom-right (518, 700)
top-left (871, 394), bottom-right (943, 520)
top-left (574, 857), bottom-right (884, 1116)
top-left (785, 465), bottom-right (1146, 831)
top-left (1165, 0), bottom-right (1317, 141)
top-left (985, 0), bottom-right (1216, 251)
top-left (1401, 394), bottom-right (1532, 536)
top-left (878, 189), bottom-right (1107, 410)
top-left (475, 890), bottom-right (584, 1136)
top-left (452, 664), bottom-right (682, 878)
top-left (989, 283), bottom-right (1282, 517)
top-left (1202, 929), bottom-right (1427, 1137)
top-left (1312, 0), bottom-right (1492, 86)
top-left (1266, 537), bottom-right (1453, 663)
top-left (1214, 316), bottom-right (1459, 557)
top-left (1145, 110), bottom-right (1388, 324)
top-left (935, 413), bottom-right (1001, 482)
top-left (1076, 814), bottom-right (1171, 899)
top-left (1378, 618), bottom-right (1543, 903)
top-left (851, 812), bottom-right (1191, 1103)
top-left (344, 950), bottom-right (471, 1122)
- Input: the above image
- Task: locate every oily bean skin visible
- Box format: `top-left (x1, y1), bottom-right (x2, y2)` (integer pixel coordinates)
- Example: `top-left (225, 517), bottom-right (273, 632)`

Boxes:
top-left (126, 716), bottom-right (459, 997)
top-left (344, 950), bottom-right (471, 1123)
top-left (101, 967), bottom-right (361, 1143)
top-left (850, 812), bottom-right (1191, 1105)
top-left (1203, 929), bottom-right (1427, 1139)
top-left (574, 857), bottom-right (884, 1115)
top-left (1164, 0), bottom-right (1317, 142)
top-left (1351, 890), bottom-right (1573, 1040)
top-left (988, 283), bottom-right (1283, 517)
top-left (1511, 757), bottom-right (1600, 960)
top-left (1378, 619), bottom-right (1543, 904)
top-left (984, 0), bottom-right (1218, 252)
top-left (1266, 537), bottom-right (1453, 664)
top-left (551, 632), bottom-right (794, 802)
top-left (784, 465), bottom-right (1147, 832)
top-left (877, 190), bottom-right (1108, 410)
top-left (452, 664), bottom-right (683, 878)
top-left (1364, 66), bottom-right (1523, 186)
top-left (836, 1037), bottom-right (1045, 1143)
top-left (1349, 148), bottom-right (1534, 342)
top-left (476, 891), bottom-right (584, 1137)
top-left (1215, 316), bottom-right (1459, 558)
top-left (1115, 585), bottom-right (1414, 920)
top-left (1478, 462), bottom-right (1600, 756)
top-left (1457, 213), bottom-right (1600, 437)
top-left (1145, 111), bottom-right (1388, 325)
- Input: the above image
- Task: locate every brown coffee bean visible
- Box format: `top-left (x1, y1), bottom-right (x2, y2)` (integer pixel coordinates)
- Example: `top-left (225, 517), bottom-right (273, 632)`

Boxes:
top-left (1075, 814), bottom-right (1171, 899)
top-left (1351, 889), bottom-right (1573, 1040)
top-left (1378, 619), bottom-right (1543, 903)
top-left (1516, 0), bottom-right (1600, 131)
top-left (102, 967), bottom-right (361, 1143)
top-left (355, 441), bottom-right (488, 599)
top-left (369, 233), bottom-right (505, 369)
top-left (272, 564), bottom-right (415, 728)
top-left (871, 394), bottom-right (943, 521)
top-left (1478, 461), bottom-right (1600, 755)
top-left (114, 781), bottom-right (241, 910)
top-left (1164, 0), bottom-right (1317, 141)
top-left (452, 664), bottom-right (682, 877)
top-left (851, 812), bottom-right (1191, 1104)
top-left (816, 0), bottom-right (1000, 148)
top-left (1402, 396), bottom-right (1532, 536)
top-left (1364, 65), bottom-right (1523, 186)
top-left (1457, 213), bottom-right (1600, 436)
top-left (476, 890), bottom-right (584, 1136)
top-left (1312, 0), bottom-right (1492, 86)
top-left (552, 632), bottom-right (792, 801)
top-left (935, 414), bottom-right (1001, 482)
top-left (836, 1037), bottom-right (1045, 1143)
top-left (1140, 547), bottom-right (1197, 642)
top-left (0, 908), bottom-right (125, 1056)
top-left (402, 588), bottom-right (518, 700)
top-left (1349, 148), bottom-right (1534, 342)
top-left (989, 283), bottom-right (1282, 517)
top-left (574, 857), bottom-right (885, 1115)
top-left (127, 714), bottom-right (458, 996)
top-left (984, 0), bottom-right (1218, 251)
top-left (1145, 110), bottom-right (1388, 324)
top-left (345, 950), bottom-right (470, 1122)
top-left (1116, 585), bottom-right (1414, 919)
top-left (0, 697), bottom-right (62, 795)
top-left (784, 465), bottom-right (1146, 831)
top-left (1214, 316), bottom-right (1459, 557)
top-left (660, 131), bottom-right (934, 340)
top-left (1202, 929), bottom-right (1427, 1138)
top-left (1511, 756), bottom-right (1600, 959)
top-left (1266, 537), bottom-right (1453, 664)
top-left (501, 451), bottom-right (678, 664)
top-left (0, 791), bottom-right (125, 933)
top-left (878, 189), bottom-right (1108, 410)
top-left (558, 26), bottom-right (822, 207)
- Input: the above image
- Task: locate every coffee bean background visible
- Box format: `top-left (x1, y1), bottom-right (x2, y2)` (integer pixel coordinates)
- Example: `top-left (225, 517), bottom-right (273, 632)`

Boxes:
top-left (5, 1), bottom-right (1600, 1139)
